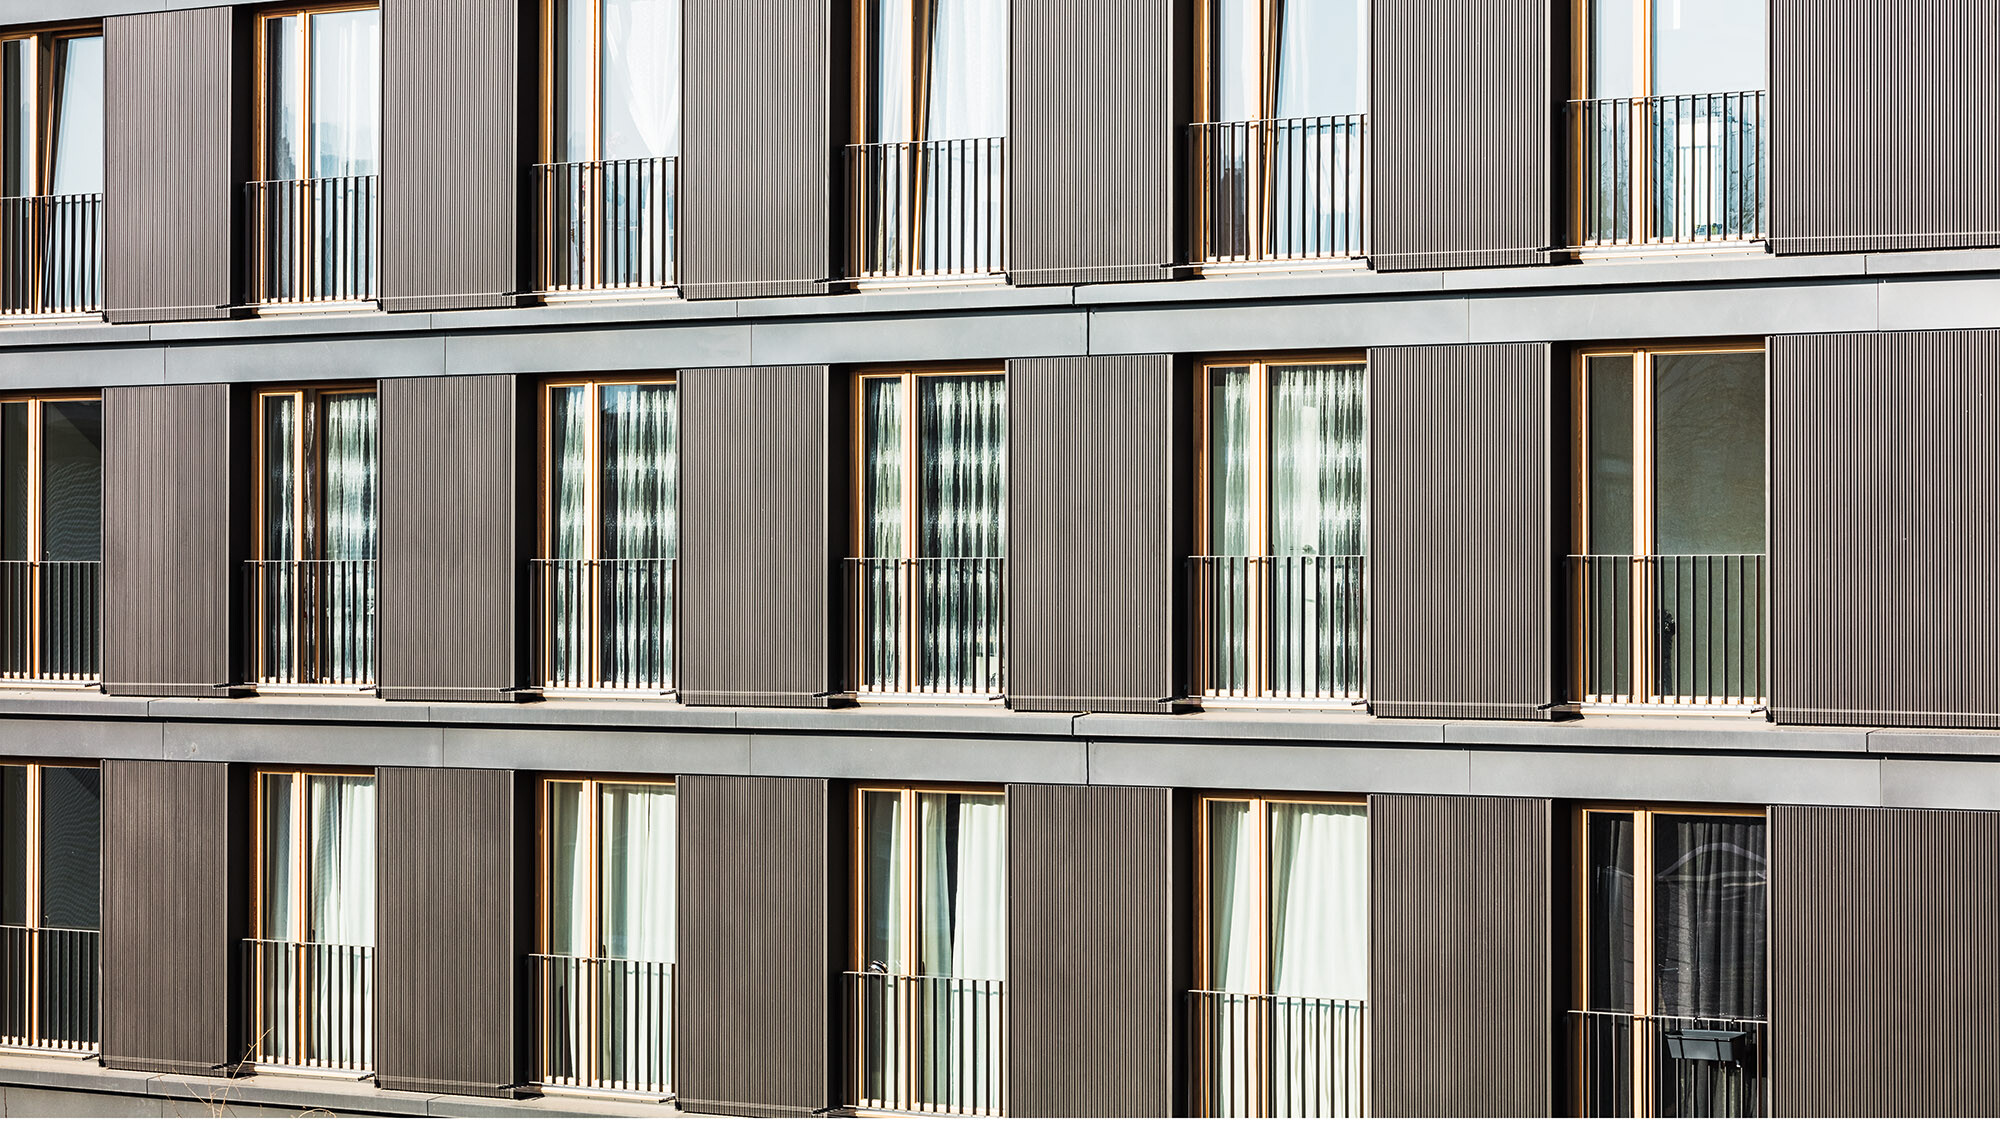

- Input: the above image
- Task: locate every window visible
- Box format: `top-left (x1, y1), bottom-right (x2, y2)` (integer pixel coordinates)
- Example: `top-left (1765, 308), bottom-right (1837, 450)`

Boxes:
top-left (537, 378), bottom-right (678, 692)
top-left (1571, 346), bottom-right (1765, 707)
top-left (848, 368), bottom-right (1006, 698)
top-left (849, 786), bottom-right (1006, 1115)
top-left (1574, 806), bottom-right (1768, 1117)
top-left (1195, 796), bottom-right (1367, 1117)
top-left (251, 386), bottom-right (379, 688)
top-left (249, 770), bottom-right (376, 1072)
top-left (0, 396), bottom-right (99, 684)
top-left (0, 763), bottom-right (99, 1053)
top-left (1193, 358), bottom-right (1366, 702)
top-left (536, 778), bottom-right (676, 1094)
top-left (0, 27), bottom-right (103, 315)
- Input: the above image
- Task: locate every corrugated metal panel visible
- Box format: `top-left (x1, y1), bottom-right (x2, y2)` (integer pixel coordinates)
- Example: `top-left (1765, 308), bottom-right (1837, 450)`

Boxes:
top-left (1771, 805), bottom-right (2000, 1115)
top-left (1369, 344), bottom-right (1554, 720)
top-left (104, 7), bottom-right (242, 323)
top-left (1771, 3), bottom-right (2000, 255)
top-left (380, 0), bottom-right (526, 312)
top-left (1006, 356), bottom-right (1181, 713)
top-left (376, 767), bottom-right (519, 1097)
top-left (1009, 0), bottom-right (1186, 286)
top-left (101, 760), bottom-right (245, 1076)
top-left (678, 366), bottom-right (835, 707)
top-left (378, 375), bottom-right (526, 703)
top-left (1007, 784), bottom-right (1182, 1117)
top-left (102, 384), bottom-right (239, 697)
top-left (681, 0), bottom-right (836, 300)
top-left (677, 775), bottom-right (834, 1117)
top-left (1370, 794), bottom-right (1553, 1116)
top-left (1372, 0), bottom-right (1555, 272)
top-left (1770, 331), bottom-right (2000, 727)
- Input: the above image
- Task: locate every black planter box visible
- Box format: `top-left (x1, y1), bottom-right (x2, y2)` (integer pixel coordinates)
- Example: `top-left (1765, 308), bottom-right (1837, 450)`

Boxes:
top-left (1663, 1027), bottom-right (1750, 1064)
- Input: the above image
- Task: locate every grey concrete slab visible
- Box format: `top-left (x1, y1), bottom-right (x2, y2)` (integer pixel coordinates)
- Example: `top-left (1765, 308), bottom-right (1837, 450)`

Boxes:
top-left (738, 704), bottom-right (1076, 738)
top-left (1879, 757), bottom-right (2000, 811)
top-left (433, 296), bottom-right (731, 331)
top-left (1085, 266), bottom-right (1445, 306)
top-left (0, 717), bottom-right (164, 759)
top-left (429, 698), bottom-right (741, 730)
top-left (1877, 275), bottom-right (2000, 331)
top-left (1466, 747), bottom-right (1883, 807)
top-left (3, 1084), bottom-right (167, 1117)
top-left (167, 721), bottom-right (443, 767)
top-left (748, 310), bottom-right (1089, 365)
top-left (1868, 727), bottom-right (2000, 758)
top-left (1088, 294), bottom-right (1471, 355)
top-left (0, 345), bottom-right (165, 390)
top-left (442, 724), bottom-right (752, 774)
top-left (163, 335), bottom-right (449, 385)
top-left (145, 1072), bottom-right (431, 1117)
top-left (1866, 248), bottom-right (2000, 276)
top-left (0, 1055), bottom-right (156, 1095)
top-left (146, 695), bottom-right (435, 725)
top-left (0, 691), bottom-right (154, 718)
top-left (747, 732), bottom-right (1087, 784)
top-left (737, 282), bottom-right (1074, 320)
top-left (1075, 709), bottom-right (1448, 744)
top-left (1466, 278), bottom-right (1880, 344)
top-left (1087, 738), bottom-right (1471, 793)
top-left (0, 322), bottom-right (151, 348)
top-left (443, 323), bottom-right (752, 375)
top-left (148, 310), bottom-right (429, 341)
top-left (1448, 716), bottom-right (1874, 754)
top-left (438, 1091), bottom-right (683, 1118)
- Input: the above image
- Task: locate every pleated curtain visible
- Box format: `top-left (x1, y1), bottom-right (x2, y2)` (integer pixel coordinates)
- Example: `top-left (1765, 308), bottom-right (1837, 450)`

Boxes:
top-left (599, 783), bottom-right (676, 1088)
top-left (917, 375), bottom-right (1005, 694)
top-left (321, 393), bottom-right (378, 684)
top-left (598, 384), bottom-right (677, 688)
top-left (1267, 364), bottom-right (1365, 697)
top-left (304, 774), bottom-right (374, 1069)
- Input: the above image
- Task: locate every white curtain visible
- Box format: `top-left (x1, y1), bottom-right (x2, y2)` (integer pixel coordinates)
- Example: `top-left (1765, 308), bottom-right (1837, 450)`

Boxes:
top-left (308, 9), bottom-right (379, 179)
top-left (860, 381), bottom-right (906, 690)
top-left (548, 388), bottom-right (590, 685)
top-left (925, 0), bottom-right (1007, 141)
top-left (50, 36), bottom-right (104, 198)
top-left (305, 774), bottom-right (374, 1070)
top-left (600, 0), bottom-right (679, 160)
top-left (599, 384), bottom-right (678, 688)
top-left (1268, 802), bottom-right (1368, 1117)
top-left (322, 392), bottom-right (378, 685)
top-left (917, 375), bottom-right (1005, 694)
top-left (600, 783), bottom-right (675, 1088)
top-left (1205, 370), bottom-right (1255, 695)
top-left (1268, 364), bottom-right (1366, 697)
top-left (917, 793), bottom-right (1004, 1113)
top-left (1203, 800), bottom-right (1260, 1115)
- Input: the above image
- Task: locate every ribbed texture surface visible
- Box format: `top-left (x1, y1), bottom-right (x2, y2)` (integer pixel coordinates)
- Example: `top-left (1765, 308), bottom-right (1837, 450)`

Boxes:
top-left (679, 366), bottom-right (833, 707)
top-left (1372, 0), bottom-right (1553, 271)
top-left (381, 0), bottom-right (523, 311)
top-left (1772, 805), bottom-right (2000, 1115)
top-left (1772, 3), bottom-right (2000, 254)
top-left (1370, 344), bottom-right (1552, 719)
top-left (1771, 331), bottom-right (2000, 727)
top-left (376, 767), bottom-right (518, 1097)
top-left (1008, 0), bottom-right (1182, 286)
top-left (104, 8), bottom-right (238, 323)
top-left (1008, 784), bottom-right (1179, 1117)
top-left (103, 384), bottom-right (236, 697)
top-left (682, 0), bottom-right (835, 299)
top-left (379, 375), bottom-right (523, 702)
top-left (1006, 356), bottom-right (1180, 713)
top-left (1370, 794), bottom-right (1552, 1116)
top-left (677, 775), bottom-right (832, 1117)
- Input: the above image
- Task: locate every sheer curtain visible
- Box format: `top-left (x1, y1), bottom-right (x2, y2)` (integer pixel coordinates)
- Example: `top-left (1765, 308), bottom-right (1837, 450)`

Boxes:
top-left (322, 393), bottom-right (378, 684)
top-left (917, 793), bottom-right (1005, 1113)
top-left (599, 384), bottom-right (678, 687)
top-left (861, 381), bottom-right (907, 690)
top-left (917, 375), bottom-right (1005, 693)
top-left (1272, 0), bottom-right (1368, 256)
top-left (1204, 800), bottom-right (1260, 1115)
top-left (306, 774), bottom-right (374, 1068)
top-left (1652, 815), bottom-right (1766, 1020)
top-left (261, 399), bottom-right (299, 680)
top-left (1205, 370), bottom-right (1254, 695)
top-left (1268, 802), bottom-right (1368, 1116)
top-left (600, 783), bottom-right (676, 1087)
top-left (1268, 364), bottom-right (1366, 696)
top-left (924, 0), bottom-right (1006, 141)
top-left (309, 10), bottom-right (380, 179)
top-left (861, 791), bottom-right (907, 1104)
top-left (549, 388), bottom-right (591, 685)
top-left (600, 0), bottom-right (679, 160)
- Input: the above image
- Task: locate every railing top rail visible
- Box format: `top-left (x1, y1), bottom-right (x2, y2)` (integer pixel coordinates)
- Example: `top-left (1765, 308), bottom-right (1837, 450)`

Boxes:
top-left (844, 969), bottom-right (1007, 986)
top-left (529, 951), bottom-right (676, 968)
top-left (531, 556), bottom-right (677, 564)
top-left (1189, 988), bottom-right (1367, 1005)
top-left (1569, 1008), bottom-right (1770, 1026)
top-left (246, 174), bottom-right (381, 186)
top-left (244, 557), bottom-right (381, 564)
top-left (843, 555), bottom-right (1007, 563)
top-left (846, 135), bottom-right (1005, 147)
top-left (1191, 113), bottom-right (1368, 127)
top-left (1566, 552), bottom-right (1769, 560)
top-left (1569, 88), bottom-right (1768, 104)
top-left (533, 155), bottom-right (676, 169)
top-left (244, 937), bottom-right (375, 951)
top-left (0, 191), bottom-right (104, 203)
top-left (0, 923), bottom-right (99, 935)
top-left (1189, 553), bottom-right (1367, 561)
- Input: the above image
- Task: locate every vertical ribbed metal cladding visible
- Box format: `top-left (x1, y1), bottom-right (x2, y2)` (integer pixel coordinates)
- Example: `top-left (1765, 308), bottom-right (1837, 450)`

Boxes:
top-left (380, 0), bottom-right (527, 311)
top-left (376, 767), bottom-right (519, 1097)
top-left (378, 375), bottom-right (527, 703)
top-left (681, 0), bottom-right (838, 299)
top-left (1370, 794), bottom-right (1554, 1117)
top-left (1771, 805), bottom-right (2000, 1115)
top-left (103, 384), bottom-right (239, 697)
top-left (1007, 784), bottom-right (1181, 1118)
top-left (1772, 3), bottom-right (2000, 254)
top-left (1371, 0), bottom-right (1555, 272)
top-left (678, 366), bottom-right (836, 707)
top-left (1006, 355), bottom-right (1182, 713)
top-left (1008, 0), bottom-right (1188, 286)
top-left (104, 7), bottom-right (241, 323)
top-left (677, 775), bottom-right (835, 1117)
top-left (1770, 330), bottom-right (2000, 727)
top-left (101, 760), bottom-right (246, 1076)
top-left (1369, 344), bottom-right (1554, 720)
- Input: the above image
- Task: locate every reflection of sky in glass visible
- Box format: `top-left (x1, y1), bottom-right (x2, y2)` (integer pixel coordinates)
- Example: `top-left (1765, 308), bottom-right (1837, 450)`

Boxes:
top-left (1592, 0), bottom-right (1765, 98)
top-left (601, 0), bottom-right (680, 159)
top-left (51, 37), bottom-right (104, 196)
top-left (1274, 0), bottom-right (1367, 117)
top-left (309, 9), bottom-right (379, 178)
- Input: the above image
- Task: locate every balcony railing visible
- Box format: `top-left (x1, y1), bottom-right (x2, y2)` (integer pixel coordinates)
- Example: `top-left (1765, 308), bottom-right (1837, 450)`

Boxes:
top-left (844, 557), bottom-right (1005, 698)
top-left (1190, 116), bottom-right (1367, 264)
top-left (243, 939), bottom-right (373, 1073)
top-left (0, 925), bottom-right (99, 1053)
top-left (1571, 91), bottom-right (1766, 248)
top-left (1190, 991), bottom-right (1366, 1118)
top-left (530, 558), bottom-right (676, 693)
top-left (246, 175), bottom-right (379, 305)
top-left (530, 954), bottom-right (674, 1096)
top-left (244, 560), bottom-right (377, 688)
top-left (0, 193), bottom-right (101, 317)
top-left (0, 561), bottom-right (101, 684)
top-left (535, 158), bottom-right (678, 293)
top-left (1572, 1010), bottom-right (1768, 1118)
top-left (844, 971), bottom-right (1005, 1117)
top-left (1568, 554), bottom-right (1766, 707)
top-left (846, 138), bottom-right (1006, 279)
top-left (1190, 555), bottom-right (1365, 702)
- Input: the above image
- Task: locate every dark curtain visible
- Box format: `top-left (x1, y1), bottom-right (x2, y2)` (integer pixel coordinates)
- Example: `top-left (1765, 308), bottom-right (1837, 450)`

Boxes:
top-left (1652, 814), bottom-right (1767, 1019)
top-left (1586, 812), bottom-right (1636, 1011)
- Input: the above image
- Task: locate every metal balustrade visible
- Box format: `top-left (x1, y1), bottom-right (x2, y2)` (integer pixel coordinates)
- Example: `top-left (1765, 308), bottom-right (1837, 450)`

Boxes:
top-left (530, 558), bottom-right (676, 693)
top-left (530, 954), bottom-right (674, 1095)
top-left (246, 175), bottom-right (379, 305)
top-left (846, 138), bottom-right (1006, 279)
top-left (1190, 116), bottom-right (1368, 264)
top-left (0, 925), bottom-right (99, 1053)
top-left (1568, 554), bottom-right (1766, 707)
top-left (0, 193), bottom-right (100, 316)
top-left (1189, 555), bottom-right (1365, 702)
top-left (1572, 1010), bottom-right (1768, 1117)
top-left (1571, 91), bottom-right (1766, 247)
top-left (243, 939), bottom-right (373, 1072)
top-left (0, 561), bottom-right (100, 684)
top-left (844, 557), bottom-right (1005, 698)
top-left (244, 560), bottom-right (377, 688)
top-left (535, 158), bottom-right (678, 293)
top-left (1189, 991), bottom-right (1366, 1118)
top-left (844, 971), bottom-right (1005, 1116)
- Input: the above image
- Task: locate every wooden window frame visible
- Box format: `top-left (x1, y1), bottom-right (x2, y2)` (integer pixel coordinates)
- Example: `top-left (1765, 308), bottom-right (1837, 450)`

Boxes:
top-left (849, 782), bottom-right (1004, 977)
top-left (0, 395), bottom-right (101, 685)
top-left (539, 0), bottom-right (603, 165)
top-left (534, 774), bottom-right (677, 958)
top-left (1192, 0), bottom-right (1284, 126)
top-left (248, 767), bottom-right (376, 946)
top-left (847, 365), bottom-right (1006, 563)
top-left (252, 2), bottom-right (380, 185)
top-left (537, 375), bottom-right (678, 563)
top-left (250, 384), bottom-right (377, 566)
top-left (848, 0), bottom-right (945, 146)
top-left (0, 25), bottom-right (101, 201)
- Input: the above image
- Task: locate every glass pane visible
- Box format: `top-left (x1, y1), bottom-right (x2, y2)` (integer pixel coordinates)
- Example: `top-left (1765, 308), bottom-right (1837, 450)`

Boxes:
top-left (259, 773), bottom-right (297, 939)
top-left (305, 774), bottom-right (374, 946)
top-left (915, 792), bottom-right (1005, 979)
top-left (917, 374), bottom-right (1006, 559)
top-left (1654, 352), bottom-right (1765, 555)
top-left (546, 781), bottom-right (586, 956)
top-left (548, 386), bottom-right (590, 558)
top-left (1588, 0), bottom-right (1640, 98)
top-left (1268, 802), bottom-right (1366, 1000)
top-left (1, 402), bottom-right (26, 561)
top-left (602, 0), bottom-right (680, 159)
top-left (1267, 363), bottom-right (1365, 558)
top-left (1585, 811), bottom-right (1635, 1011)
top-left (0, 765), bottom-right (26, 927)
top-left (262, 396), bottom-right (300, 561)
top-left (38, 766), bottom-right (98, 930)
top-left (48, 36), bottom-right (104, 197)
top-left (868, 0), bottom-right (916, 142)
top-left (1204, 799), bottom-right (1257, 993)
top-left (601, 782), bottom-right (676, 962)
top-left (321, 392), bottom-right (379, 561)
top-left (551, 0), bottom-right (594, 162)
top-left (309, 8), bottom-right (381, 178)
top-left (2, 39), bottom-right (32, 197)
top-left (1653, 814), bottom-right (1766, 1019)
top-left (1208, 0), bottom-right (1260, 121)
top-left (40, 400), bottom-right (101, 563)
top-left (861, 790), bottom-right (905, 972)
top-left (924, 0), bottom-right (1006, 140)
top-left (862, 379), bottom-right (906, 558)
top-left (265, 15), bottom-right (305, 180)
top-left (1206, 368), bottom-right (1254, 555)
top-left (1585, 355), bottom-right (1634, 556)
top-left (599, 384), bottom-right (678, 560)
top-left (1273, 0), bottom-right (1367, 118)
top-left (1653, 0), bottom-right (1765, 96)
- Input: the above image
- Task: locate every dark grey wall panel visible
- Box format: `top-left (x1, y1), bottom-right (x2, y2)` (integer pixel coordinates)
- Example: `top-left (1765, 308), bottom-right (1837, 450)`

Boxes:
top-left (1372, 0), bottom-right (1555, 271)
top-left (1007, 356), bottom-right (1181, 713)
top-left (1371, 794), bottom-right (1553, 1116)
top-left (104, 7), bottom-right (243, 323)
top-left (380, 0), bottom-right (526, 312)
top-left (376, 767), bottom-right (518, 1097)
top-left (1771, 331), bottom-right (2000, 727)
top-left (101, 760), bottom-right (245, 1076)
top-left (1008, 784), bottom-right (1181, 1117)
top-left (1772, 805), bottom-right (2000, 1115)
top-left (1009, 0), bottom-right (1186, 286)
top-left (681, 0), bottom-right (837, 300)
top-left (1370, 344), bottom-right (1553, 720)
top-left (103, 384), bottom-right (238, 697)
top-left (679, 366), bottom-right (835, 707)
top-left (378, 375), bottom-right (526, 703)
top-left (677, 775), bottom-right (834, 1116)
